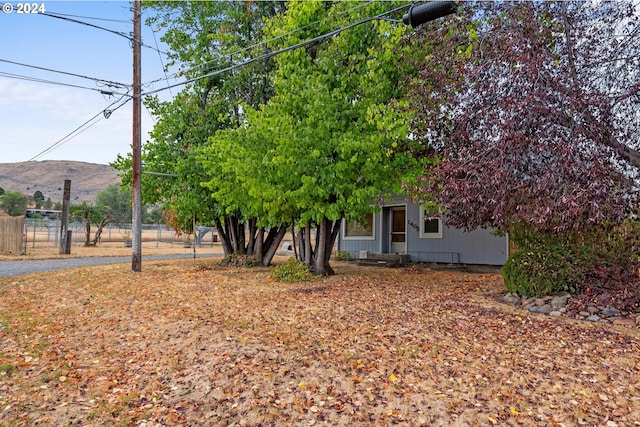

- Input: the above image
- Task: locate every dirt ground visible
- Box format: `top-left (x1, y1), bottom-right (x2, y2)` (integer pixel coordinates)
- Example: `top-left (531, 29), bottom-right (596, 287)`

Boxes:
top-left (0, 259), bottom-right (639, 426)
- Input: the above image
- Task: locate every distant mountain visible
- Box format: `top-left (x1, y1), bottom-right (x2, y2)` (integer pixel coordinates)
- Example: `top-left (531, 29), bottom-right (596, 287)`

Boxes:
top-left (0, 161), bottom-right (121, 204)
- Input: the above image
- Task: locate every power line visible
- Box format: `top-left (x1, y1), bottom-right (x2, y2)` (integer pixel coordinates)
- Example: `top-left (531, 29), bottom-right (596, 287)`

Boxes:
top-left (43, 7), bottom-right (172, 55)
top-left (43, 10), bottom-right (131, 23)
top-left (140, 2), bottom-right (378, 90)
top-left (23, 93), bottom-right (132, 163)
top-left (0, 71), bottom-right (129, 96)
top-left (40, 9), bottom-right (171, 71)
top-left (170, 1), bottom-right (375, 80)
top-left (40, 12), bottom-right (131, 40)
top-left (150, 26), bottom-right (173, 97)
top-left (142, 3), bottom-right (410, 97)
top-left (0, 58), bottom-right (130, 89)
top-left (8, 3), bottom-right (408, 165)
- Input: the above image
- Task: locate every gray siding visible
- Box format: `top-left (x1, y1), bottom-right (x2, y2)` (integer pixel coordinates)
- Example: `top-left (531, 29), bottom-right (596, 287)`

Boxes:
top-left (405, 203), bottom-right (507, 265)
top-left (338, 201), bottom-right (508, 266)
top-left (338, 209), bottom-right (383, 258)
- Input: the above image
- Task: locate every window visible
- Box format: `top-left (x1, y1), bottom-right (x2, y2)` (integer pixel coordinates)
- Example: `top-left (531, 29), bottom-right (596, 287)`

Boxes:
top-left (343, 212), bottom-right (375, 240)
top-left (420, 206), bottom-right (442, 238)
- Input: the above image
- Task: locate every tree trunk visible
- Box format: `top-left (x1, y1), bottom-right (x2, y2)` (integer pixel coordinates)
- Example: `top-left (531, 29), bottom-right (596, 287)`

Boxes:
top-left (314, 218), bottom-right (330, 275)
top-left (237, 219), bottom-right (246, 254)
top-left (295, 225), bottom-right (304, 261)
top-left (215, 217), bottom-right (231, 256)
top-left (291, 220), bottom-right (299, 261)
top-left (254, 227), bottom-right (264, 265)
top-left (304, 221), bottom-right (312, 268)
top-left (228, 214), bottom-right (239, 253)
top-left (247, 218), bottom-right (257, 256)
top-left (92, 216), bottom-right (111, 246)
top-left (262, 225), bottom-right (287, 266)
top-left (309, 218), bottom-right (341, 276)
top-left (324, 219), bottom-right (341, 264)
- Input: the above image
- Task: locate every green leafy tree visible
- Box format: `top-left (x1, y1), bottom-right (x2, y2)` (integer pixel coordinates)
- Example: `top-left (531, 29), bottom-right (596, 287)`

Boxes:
top-left (114, 1), bottom-right (284, 254)
top-left (95, 183), bottom-right (131, 224)
top-left (69, 200), bottom-right (120, 246)
top-left (0, 191), bottom-right (29, 216)
top-left (32, 190), bottom-right (44, 209)
top-left (0, 187), bottom-right (4, 196)
top-left (69, 202), bottom-right (109, 246)
top-left (203, 1), bottom-right (427, 275)
top-left (81, 183), bottom-right (133, 245)
top-left (143, 203), bottom-right (163, 224)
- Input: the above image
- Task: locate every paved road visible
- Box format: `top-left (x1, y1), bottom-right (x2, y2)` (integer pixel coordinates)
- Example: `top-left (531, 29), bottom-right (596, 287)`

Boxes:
top-left (0, 253), bottom-right (223, 278)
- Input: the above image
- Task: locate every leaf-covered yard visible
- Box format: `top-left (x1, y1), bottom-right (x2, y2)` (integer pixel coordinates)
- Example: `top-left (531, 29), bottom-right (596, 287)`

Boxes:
top-left (1, 260), bottom-right (639, 426)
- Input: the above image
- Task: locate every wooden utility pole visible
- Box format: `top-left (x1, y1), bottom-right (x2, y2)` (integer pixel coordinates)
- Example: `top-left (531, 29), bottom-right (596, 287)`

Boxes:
top-left (131, 0), bottom-right (142, 272)
top-left (58, 179), bottom-right (71, 255)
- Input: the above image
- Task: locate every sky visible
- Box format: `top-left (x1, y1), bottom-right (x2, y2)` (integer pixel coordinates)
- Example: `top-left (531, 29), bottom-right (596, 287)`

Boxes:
top-left (0, 1), bottom-right (177, 165)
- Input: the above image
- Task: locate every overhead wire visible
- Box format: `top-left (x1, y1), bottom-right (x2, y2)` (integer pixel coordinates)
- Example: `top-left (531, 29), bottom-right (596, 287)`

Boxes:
top-left (166, 0), bottom-right (375, 81)
top-left (5, 7), bottom-right (140, 164)
top-left (149, 15), bottom-right (173, 97)
top-left (39, 12), bottom-right (131, 40)
top-left (142, 2), bottom-right (410, 97)
top-left (0, 71), bottom-right (129, 96)
top-left (24, 92), bottom-right (132, 163)
top-left (5, 6), bottom-right (159, 164)
top-left (41, 10), bottom-right (131, 23)
top-left (10, 2), bottom-right (406, 162)
top-left (0, 58), bottom-right (130, 89)
top-left (43, 8), bottom-right (169, 55)
top-left (140, 2), bottom-right (375, 90)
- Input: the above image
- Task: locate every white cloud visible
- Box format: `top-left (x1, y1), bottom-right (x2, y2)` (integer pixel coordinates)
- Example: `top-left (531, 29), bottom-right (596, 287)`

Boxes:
top-left (0, 80), bottom-right (156, 164)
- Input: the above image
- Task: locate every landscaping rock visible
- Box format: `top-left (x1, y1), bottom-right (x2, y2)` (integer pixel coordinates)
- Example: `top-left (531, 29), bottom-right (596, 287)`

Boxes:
top-left (500, 292), bottom-right (637, 329)
top-left (551, 294), bottom-right (570, 309)
top-left (538, 305), bottom-right (552, 314)
top-left (503, 293), bottom-right (521, 306)
top-left (587, 306), bottom-right (600, 315)
top-left (601, 308), bottom-right (620, 317)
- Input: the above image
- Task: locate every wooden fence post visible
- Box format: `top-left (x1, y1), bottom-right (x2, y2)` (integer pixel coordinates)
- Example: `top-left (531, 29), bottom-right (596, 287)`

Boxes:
top-left (59, 179), bottom-right (71, 255)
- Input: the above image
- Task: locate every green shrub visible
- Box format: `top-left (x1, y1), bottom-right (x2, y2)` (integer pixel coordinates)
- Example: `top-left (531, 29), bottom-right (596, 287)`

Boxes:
top-left (271, 257), bottom-right (315, 282)
top-left (502, 240), bottom-right (637, 298)
top-left (502, 245), bottom-right (581, 297)
top-left (336, 251), bottom-right (352, 261)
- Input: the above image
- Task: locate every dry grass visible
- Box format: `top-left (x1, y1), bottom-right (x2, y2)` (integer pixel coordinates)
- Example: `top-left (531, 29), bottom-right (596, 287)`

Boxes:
top-left (1, 260), bottom-right (639, 426)
top-left (2, 240), bottom-right (224, 261)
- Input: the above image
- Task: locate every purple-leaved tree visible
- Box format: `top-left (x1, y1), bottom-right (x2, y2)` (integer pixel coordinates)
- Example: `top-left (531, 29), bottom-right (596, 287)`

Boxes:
top-left (405, 1), bottom-right (640, 235)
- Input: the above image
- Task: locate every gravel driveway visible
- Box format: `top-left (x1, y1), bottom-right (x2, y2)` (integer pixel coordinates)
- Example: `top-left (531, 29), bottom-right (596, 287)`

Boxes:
top-left (0, 253), bottom-right (222, 277)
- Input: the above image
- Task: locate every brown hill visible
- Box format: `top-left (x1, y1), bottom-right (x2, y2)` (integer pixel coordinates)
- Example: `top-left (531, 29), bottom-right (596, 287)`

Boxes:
top-left (0, 161), bottom-right (120, 204)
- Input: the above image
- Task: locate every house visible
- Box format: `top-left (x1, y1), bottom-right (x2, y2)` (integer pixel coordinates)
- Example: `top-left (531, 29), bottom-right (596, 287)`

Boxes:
top-left (337, 197), bottom-right (508, 266)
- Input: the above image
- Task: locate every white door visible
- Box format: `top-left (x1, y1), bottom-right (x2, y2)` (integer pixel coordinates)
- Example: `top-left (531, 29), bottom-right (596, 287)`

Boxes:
top-left (390, 207), bottom-right (406, 254)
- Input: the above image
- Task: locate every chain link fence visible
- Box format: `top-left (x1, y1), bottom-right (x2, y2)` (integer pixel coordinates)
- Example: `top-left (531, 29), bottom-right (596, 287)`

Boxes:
top-left (23, 219), bottom-right (218, 249)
